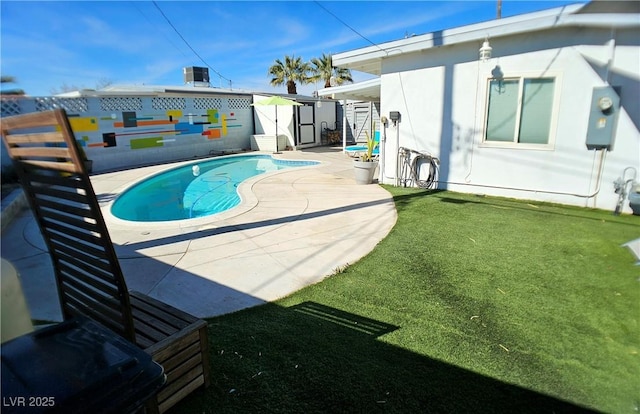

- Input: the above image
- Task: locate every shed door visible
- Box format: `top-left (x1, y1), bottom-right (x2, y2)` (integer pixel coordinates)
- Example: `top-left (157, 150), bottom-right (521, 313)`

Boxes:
top-left (353, 108), bottom-right (371, 143)
top-left (297, 104), bottom-right (315, 145)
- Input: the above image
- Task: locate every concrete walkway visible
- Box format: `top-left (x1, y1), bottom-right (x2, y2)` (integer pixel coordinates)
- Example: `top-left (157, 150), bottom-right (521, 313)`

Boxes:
top-left (1, 147), bottom-right (396, 321)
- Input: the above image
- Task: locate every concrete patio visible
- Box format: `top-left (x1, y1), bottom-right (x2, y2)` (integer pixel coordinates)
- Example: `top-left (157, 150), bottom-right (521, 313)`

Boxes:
top-left (1, 147), bottom-right (396, 321)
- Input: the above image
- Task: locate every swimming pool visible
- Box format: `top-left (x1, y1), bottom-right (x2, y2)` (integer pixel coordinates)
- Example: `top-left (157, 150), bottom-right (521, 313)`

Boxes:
top-left (111, 155), bottom-right (318, 222)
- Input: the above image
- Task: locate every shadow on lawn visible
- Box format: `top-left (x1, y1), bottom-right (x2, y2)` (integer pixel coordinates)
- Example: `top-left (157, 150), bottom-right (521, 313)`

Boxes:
top-left (392, 188), bottom-right (640, 226)
top-left (173, 301), bottom-right (597, 414)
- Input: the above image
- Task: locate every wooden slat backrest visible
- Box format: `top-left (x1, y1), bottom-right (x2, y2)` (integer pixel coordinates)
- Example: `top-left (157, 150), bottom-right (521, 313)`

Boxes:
top-left (1, 109), bottom-right (136, 342)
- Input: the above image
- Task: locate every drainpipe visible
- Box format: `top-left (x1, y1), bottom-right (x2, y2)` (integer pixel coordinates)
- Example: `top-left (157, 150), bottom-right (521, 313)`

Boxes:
top-left (395, 120), bottom-right (401, 187)
top-left (605, 28), bottom-right (616, 84)
top-left (380, 116), bottom-right (388, 184)
top-left (380, 121), bottom-right (398, 184)
top-left (591, 28), bottom-right (615, 207)
top-left (342, 98), bottom-right (347, 152)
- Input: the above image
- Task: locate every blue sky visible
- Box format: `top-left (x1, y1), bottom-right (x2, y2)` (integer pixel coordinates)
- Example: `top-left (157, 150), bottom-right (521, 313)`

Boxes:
top-left (1, 0), bottom-right (586, 96)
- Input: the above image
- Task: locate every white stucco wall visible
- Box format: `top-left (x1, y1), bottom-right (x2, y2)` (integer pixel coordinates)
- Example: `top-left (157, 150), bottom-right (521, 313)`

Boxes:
top-left (313, 100), bottom-right (338, 146)
top-left (253, 95), bottom-right (297, 148)
top-left (378, 26), bottom-right (640, 213)
top-left (1, 93), bottom-right (256, 173)
top-left (252, 95), bottom-right (336, 149)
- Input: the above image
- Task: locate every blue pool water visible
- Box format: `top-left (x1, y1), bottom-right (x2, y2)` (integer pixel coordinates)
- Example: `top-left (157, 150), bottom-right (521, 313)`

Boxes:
top-left (111, 155), bottom-right (318, 222)
top-left (345, 145), bottom-right (379, 156)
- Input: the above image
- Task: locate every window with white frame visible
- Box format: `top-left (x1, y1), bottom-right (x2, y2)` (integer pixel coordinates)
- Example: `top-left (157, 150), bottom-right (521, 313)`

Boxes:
top-left (484, 76), bottom-right (557, 147)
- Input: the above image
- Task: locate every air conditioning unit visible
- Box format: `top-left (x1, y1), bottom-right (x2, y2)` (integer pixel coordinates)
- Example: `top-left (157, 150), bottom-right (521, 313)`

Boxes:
top-left (183, 67), bottom-right (210, 83)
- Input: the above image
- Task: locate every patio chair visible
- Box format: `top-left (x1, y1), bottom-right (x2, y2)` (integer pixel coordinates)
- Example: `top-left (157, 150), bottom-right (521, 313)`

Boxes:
top-left (0, 109), bottom-right (210, 414)
top-left (344, 130), bottom-right (380, 159)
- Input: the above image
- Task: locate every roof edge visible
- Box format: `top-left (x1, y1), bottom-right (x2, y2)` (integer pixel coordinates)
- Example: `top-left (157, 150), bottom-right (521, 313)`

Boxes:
top-left (333, 3), bottom-right (639, 73)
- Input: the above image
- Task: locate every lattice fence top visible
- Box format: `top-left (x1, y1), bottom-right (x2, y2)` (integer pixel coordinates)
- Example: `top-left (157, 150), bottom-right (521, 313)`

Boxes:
top-left (1, 98), bottom-right (22, 117)
top-left (35, 97), bottom-right (89, 113)
top-left (194, 98), bottom-right (222, 110)
top-left (100, 97), bottom-right (143, 111)
top-left (228, 98), bottom-right (251, 110)
top-left (153, 97), bottom-right (186, 110)
top-left (2, 94), bottom-right (256, 119)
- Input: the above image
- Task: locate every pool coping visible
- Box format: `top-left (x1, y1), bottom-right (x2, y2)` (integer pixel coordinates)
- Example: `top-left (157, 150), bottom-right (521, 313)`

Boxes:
top-left (2, 148), bottom-right (398, 319)
top-left (102, 153), bottom-right (325, 230)
top-left (1, 188), bottom-right (28, 233)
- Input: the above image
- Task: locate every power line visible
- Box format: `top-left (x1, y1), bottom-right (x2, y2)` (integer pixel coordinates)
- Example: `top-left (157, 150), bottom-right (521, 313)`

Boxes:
top-left (152, 1), bottom-right (231, 85)
top-left (131, 2), bottom-right (190, 61)
top-left (313, 1), bottom-right (387, 54)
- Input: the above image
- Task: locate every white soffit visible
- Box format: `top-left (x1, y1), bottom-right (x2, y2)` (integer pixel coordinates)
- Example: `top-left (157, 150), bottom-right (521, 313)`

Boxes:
top-left (333, 3), bottom-right (639, 75)
top-left (317, 77), bottom-right (381, 101)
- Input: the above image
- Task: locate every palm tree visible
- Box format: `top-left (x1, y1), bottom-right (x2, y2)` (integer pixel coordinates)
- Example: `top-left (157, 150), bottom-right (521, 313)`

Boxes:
top-left (310, 53), bottom-right (353, 88)
top-left (268, 55), bottom-right (311, 95)
top-left (0, 76), bottom-right (25, 96)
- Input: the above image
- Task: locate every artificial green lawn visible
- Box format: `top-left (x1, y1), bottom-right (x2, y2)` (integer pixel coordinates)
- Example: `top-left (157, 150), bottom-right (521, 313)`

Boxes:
top-left (171, 189), bottom-right (639, 413)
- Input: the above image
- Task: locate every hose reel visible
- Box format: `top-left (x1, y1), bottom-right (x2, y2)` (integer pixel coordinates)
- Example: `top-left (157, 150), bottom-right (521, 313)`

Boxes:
top-left (398, 147), bottom-right (439, 189)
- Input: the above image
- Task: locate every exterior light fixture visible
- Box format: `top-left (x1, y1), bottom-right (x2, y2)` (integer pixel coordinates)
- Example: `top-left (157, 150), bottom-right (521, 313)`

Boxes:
top-left (479, 37), bottom-right (492, 61)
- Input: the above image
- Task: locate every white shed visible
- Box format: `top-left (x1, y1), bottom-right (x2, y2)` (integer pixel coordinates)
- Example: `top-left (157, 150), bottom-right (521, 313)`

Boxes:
top-left (251, 94), bottom-right (337, 151)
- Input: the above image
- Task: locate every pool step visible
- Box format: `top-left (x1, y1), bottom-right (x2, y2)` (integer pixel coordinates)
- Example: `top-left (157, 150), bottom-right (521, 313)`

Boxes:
top-left (188, 192), bottom-right (239, 218)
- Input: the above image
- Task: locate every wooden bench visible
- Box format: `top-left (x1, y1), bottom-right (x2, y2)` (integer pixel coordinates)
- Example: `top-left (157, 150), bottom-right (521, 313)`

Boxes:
top-left (1, 109), bottom-right (210, 413)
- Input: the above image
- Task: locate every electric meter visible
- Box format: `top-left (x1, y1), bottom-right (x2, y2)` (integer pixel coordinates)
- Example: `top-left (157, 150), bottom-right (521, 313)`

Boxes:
top-left (598, 96), bottom-right (613, 111)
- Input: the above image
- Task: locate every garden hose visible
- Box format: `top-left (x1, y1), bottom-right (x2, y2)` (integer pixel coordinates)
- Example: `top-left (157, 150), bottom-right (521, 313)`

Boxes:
top-left (398, 147), bottom-right (439, 189)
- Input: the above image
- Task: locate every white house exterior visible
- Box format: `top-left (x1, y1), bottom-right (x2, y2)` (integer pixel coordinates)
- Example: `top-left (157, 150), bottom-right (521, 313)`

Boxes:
top-left (321, 1), bottom-right (640, 214)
